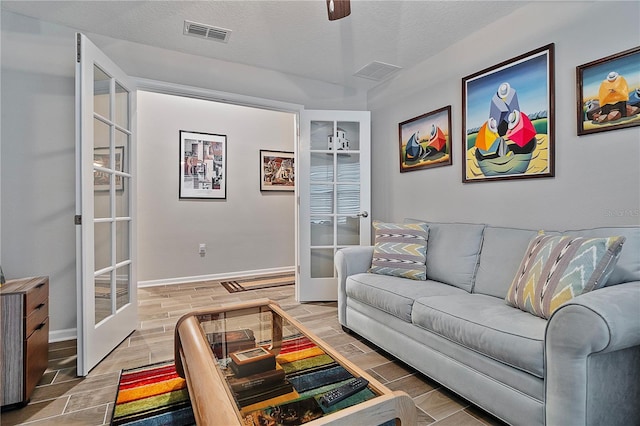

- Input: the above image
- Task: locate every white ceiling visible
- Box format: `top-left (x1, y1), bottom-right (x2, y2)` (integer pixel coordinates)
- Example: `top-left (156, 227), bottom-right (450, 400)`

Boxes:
top-left (1, 0), bottom-right (529, 90)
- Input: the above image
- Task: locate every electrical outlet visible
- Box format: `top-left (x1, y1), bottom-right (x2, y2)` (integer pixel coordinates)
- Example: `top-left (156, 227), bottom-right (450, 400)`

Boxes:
top-left (199, 243), bottom-right (206, 255)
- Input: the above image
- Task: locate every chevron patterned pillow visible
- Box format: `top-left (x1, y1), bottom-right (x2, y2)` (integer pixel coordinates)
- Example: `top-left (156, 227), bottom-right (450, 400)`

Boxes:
top-left (368, 222), bottom-right (429, 280)
top-left (505, 234), bottom-right (626, 319)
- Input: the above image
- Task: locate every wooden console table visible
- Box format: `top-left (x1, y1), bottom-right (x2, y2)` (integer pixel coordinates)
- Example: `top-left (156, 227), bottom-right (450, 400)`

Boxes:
top-left (1, 276), bottom-right (49, 408)
top-left (174, 299), bottom-right (416, 425)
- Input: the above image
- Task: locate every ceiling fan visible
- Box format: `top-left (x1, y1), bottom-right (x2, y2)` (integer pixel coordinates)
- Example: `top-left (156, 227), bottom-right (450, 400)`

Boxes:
top-left (326, 0), bottom-right (351, 20)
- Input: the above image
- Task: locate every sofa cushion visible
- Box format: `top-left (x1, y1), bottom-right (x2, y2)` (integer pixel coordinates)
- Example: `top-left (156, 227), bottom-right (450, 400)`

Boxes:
top-left (346, 273), bottom-right (467, 322)
top-left (406, 220), bottom-right (485, 292)
top-left (506, 234), bottom-right (626, 319)
top-left (412, 294), bottom-right (546, 378)
top-left (474, 227), bottom-right (542, 298)
top-left (369, 222), bottom-right (429, 280)
top-left (563, 227), bottom-right (640, 286)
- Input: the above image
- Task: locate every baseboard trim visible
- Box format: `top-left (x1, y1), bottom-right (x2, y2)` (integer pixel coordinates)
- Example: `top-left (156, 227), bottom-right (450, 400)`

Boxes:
top-left (137, 266), bottom-right (296, 288)
top-left (50, 328), bottom-right (77, 342)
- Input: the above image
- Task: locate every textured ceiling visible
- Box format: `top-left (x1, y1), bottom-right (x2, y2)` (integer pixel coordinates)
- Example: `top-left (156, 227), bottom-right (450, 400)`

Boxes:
top-left (2, 0), bottom-right (529, 90)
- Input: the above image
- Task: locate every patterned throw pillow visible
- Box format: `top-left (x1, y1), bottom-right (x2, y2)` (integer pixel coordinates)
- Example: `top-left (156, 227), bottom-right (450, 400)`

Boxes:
top-left (368, 222), bottom-right (429, 280)
top-left (505, 234), bottom-right (626, 319)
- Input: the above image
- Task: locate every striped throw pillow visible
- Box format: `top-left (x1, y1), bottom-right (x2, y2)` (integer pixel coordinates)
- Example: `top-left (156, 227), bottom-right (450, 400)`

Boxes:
top-left (368, 222), bottom-right (429, 280)
top-left (505, 234), bottom-right (626, 319)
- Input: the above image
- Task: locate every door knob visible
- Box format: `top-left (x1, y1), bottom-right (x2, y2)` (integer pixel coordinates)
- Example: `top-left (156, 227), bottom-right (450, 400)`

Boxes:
top-left (357, 211), bottom-right (369, 218)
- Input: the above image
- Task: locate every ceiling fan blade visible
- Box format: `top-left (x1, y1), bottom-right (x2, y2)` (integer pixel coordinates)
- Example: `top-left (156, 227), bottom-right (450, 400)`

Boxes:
top-left (326, 0), bottom-right (351, 21)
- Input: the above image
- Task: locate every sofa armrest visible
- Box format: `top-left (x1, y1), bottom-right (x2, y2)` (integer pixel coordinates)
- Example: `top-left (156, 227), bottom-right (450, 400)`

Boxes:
top-left (334, 246), bottom-right (374, 325)
top-left (545, 281), bottom-right (640, 425)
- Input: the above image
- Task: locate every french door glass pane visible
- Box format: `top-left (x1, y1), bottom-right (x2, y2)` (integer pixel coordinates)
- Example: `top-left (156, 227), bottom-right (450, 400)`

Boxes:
top-left (116, 264), bottom-right (130, 310)
top-left (311, 217), bottom-right (333, 246)
top-left (114, 82), bottom-right (129, 129)
top-left (310, 184), bottom-right (334, 214)
top-left (115, 129), bottom-right (129, 173)
top-left (310, 249), bottom-right (334, 278)
top-left (337, 184), bottom-right (360, 214)
top-left (116, 221), bottom-right (129, 264)
top-left (94, 179), bottom-right (111, 219)
top-left (337, 121), bottom-right (360, 150)
top-left (93, 65), bottom-right (110, 119)
top-left (337, 153), bottom-right (359, 181)
top-left (337, 217), bottom-right (360, 245)
top-left (116, 177), bottom-right (129, 217)
top-left (310, 153), bottom-right (333, 181)
top-left (95, 271), bottom-right (111, 324)
top-left (310, 121), bottom-right (334, 150)
top-left (94, 222), bottom-right (111, 272)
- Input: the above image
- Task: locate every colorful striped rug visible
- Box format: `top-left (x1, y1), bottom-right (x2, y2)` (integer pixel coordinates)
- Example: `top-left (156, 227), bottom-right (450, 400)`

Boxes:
top-left (111, 361), bottom-right (195, 426)
top-left (221, 273), bottom-right (295, 293)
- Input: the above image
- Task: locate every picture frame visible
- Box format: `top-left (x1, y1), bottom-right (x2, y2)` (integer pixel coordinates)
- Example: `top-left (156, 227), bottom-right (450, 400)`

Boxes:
top-left (398, 105), bottom-right (452, 172)
top-left (180, 130), bottom-right (226, 199)
top-left (576, 46), bottom-right (640, 136)
top-left (94, 146), bottom-right (124, 191)
top-left (462, 43), bottom-right (555, 183)
top-left (260, 150), bottom-right (295, 192)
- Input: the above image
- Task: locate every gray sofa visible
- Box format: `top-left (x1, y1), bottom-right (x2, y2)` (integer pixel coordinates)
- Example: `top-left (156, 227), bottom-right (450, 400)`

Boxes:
top-left (335, 221), bottom-right (640, 426)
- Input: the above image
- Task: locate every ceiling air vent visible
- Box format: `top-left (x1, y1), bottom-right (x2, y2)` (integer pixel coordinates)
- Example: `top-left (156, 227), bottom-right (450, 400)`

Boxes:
top-left (184, 20), bottom-right (231, 43)
top-left (354, 61), bottom-right (402, 81)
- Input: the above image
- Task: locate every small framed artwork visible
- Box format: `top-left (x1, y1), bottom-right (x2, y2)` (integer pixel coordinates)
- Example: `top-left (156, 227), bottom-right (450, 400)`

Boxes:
top-left (94, 146), bottom-right (124, 191)
top-left (398, 105), bottom-right (452, 173)
top-left (260, 150), bottom-right (294, 192)
top-left (576, 46), bottom-right (640, 136)
top-left (462, 44), bottom-right (555, 183)
top-left (179, 130), bottom-right (226, 199)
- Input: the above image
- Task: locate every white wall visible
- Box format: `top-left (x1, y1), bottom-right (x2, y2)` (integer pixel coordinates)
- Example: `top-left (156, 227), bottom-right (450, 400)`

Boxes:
top-left (137, 92), bottom-right (295, 283)
top-left (0, 11), bottom-right (360, 337)
top-left (367, 1), bottom-right (640, 230)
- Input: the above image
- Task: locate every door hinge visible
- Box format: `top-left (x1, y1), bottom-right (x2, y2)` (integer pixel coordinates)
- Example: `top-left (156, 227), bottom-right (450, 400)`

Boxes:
top-left (76, 33), bottom-right (81, 63)
top-left (74, 215), bottom-right (82, 225)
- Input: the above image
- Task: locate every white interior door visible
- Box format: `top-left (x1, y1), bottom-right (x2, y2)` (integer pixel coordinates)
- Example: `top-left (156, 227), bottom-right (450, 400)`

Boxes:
top-left (75, 33), bottom-right (137, 376)
top-left (298, 110), bottom-right (371, 301)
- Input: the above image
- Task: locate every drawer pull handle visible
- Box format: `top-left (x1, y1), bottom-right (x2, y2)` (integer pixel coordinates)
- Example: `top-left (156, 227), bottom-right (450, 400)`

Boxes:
top-left (36, 282), bottom-right (45, 289)
top-left (36, 303), bottom-right (46, 310)
top-left (35, 322), bottom-right (46, 331)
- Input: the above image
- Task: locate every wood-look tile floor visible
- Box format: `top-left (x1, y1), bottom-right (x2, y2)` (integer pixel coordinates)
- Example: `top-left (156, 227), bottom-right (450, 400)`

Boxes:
top-left (1, 281), bottom-right (506, 426)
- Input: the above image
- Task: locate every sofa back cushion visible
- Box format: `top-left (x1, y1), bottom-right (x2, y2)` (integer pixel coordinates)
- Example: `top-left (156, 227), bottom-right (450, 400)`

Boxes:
top-left (473, 226), bottom-right (543, 298)
top-left (563, 227), bottom-right (640, 286)
top-left (406, 220), bottom-right (485, 292)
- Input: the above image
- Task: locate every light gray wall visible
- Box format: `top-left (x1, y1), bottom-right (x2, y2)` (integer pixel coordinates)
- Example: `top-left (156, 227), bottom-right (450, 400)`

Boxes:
top-left (137, 92), bottom-right (295, 282)
top-left (0, 11), bottom-right (360, 337)
top-left (367, 1), bottom-right (640, 230)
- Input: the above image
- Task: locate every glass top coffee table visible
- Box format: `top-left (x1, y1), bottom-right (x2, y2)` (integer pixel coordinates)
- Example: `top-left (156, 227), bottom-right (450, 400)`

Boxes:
top-left (174, 298), bottom-right (416, 425)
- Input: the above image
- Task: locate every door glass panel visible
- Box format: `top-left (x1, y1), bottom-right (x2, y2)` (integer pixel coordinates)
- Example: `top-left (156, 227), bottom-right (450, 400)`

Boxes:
top-left (310, 153), bottom-right (333, 182)
top-left (115, 129), bottom-right (129, 174)
top-left (337, 121), bottom-right (360, 150)
top-left (337, 184), bottom-right (360, 215)
top-left (93, 118), bottom-right (110, 156)
top-left (94, 272), bottom-right (112, 324)
top-left (310, 184), bottom-right (334, 214)
top-left (311, 217), bottom-right (333, 246)
top-left (337, 153), bottom-right (359, 182)
top-left (116, 177), bottom-right (129, 217)
top-left (115, 264), bottom-right (130, 310)
top-left (93, 65), bottom-right (111, 119)
top-left (116, 220), bottom-right (129, 263)
top-left (94, 222), bottom-right (112, 272)
top-left (337, 217), bottom-right (360, 245)
top-left (94, 178), bottom-right (111, 219)
top-left (114, 82), bottom-right (129, 129)
top-left (310, 249), bottom-right (334, 278)
top-left (310, 121), bottom-right (334, 150)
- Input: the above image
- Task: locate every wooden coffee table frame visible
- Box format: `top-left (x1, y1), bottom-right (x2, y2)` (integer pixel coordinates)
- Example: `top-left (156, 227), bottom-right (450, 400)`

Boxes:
top-left (175, 298), bottom-right (416, 425)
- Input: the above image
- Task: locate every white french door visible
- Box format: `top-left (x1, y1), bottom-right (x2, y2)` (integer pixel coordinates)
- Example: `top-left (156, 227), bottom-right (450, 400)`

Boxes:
top-left (75, 33), bottom-right (137, 376)
top-left (298, 110), bottom-right (371, 301)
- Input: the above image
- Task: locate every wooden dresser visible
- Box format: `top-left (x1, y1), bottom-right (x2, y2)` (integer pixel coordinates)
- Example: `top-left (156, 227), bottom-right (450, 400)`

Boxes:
top-left (1, 276), bottom-right (49, 408)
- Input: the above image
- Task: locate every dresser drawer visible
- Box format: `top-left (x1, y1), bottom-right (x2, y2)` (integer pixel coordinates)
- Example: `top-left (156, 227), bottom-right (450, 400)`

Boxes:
top-left (25, 317), bottom-right (49, 402)
top-left (26, 298), bottom-right (48, 339)
top-left (25, 279), bottom-right (48, 314)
